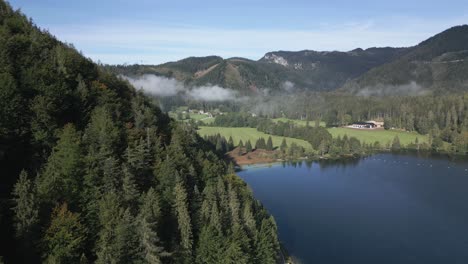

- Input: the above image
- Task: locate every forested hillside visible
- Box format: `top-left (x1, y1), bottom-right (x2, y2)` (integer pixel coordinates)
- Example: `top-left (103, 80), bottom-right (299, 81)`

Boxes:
top-left (343, 25), bottom-right (468, 94)
top-left (108, 47), bottom-right (407, 94)
top-left (0, 2), bottom-right (281, 263)
top-left (111, 26), bottom-right (468, 96)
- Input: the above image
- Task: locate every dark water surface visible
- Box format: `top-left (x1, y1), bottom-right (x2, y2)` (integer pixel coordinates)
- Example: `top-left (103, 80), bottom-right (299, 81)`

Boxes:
top-left (237, 153), bottom-right (468, 264)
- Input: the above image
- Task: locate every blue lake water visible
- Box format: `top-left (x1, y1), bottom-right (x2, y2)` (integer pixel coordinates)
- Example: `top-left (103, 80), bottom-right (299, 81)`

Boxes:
top-left (237, 153), bottom-right (468, 264)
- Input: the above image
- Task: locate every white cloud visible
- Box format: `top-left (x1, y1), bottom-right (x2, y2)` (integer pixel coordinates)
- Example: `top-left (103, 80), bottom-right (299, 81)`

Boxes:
top-left (123, 74), bottom-right (239, 101)
top-left (122, 74), bottom-right (184, 96)
top-left (187, 85), bottom-right (238, 101)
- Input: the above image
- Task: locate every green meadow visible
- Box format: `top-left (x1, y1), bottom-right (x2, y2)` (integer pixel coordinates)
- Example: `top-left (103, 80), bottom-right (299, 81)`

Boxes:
top-left (197, 126), bottom-right (312, 150)
top-left (198, 125), bottom-right (428, 150)
top-left (327, 127), bottom-right (428, 146)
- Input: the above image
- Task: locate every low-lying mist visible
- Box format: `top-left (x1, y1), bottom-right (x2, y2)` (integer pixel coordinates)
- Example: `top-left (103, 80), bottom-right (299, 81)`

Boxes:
top-left (122, 74), bottom-right (240, 102)
top-left (356, 81), bottom-right (429, 97)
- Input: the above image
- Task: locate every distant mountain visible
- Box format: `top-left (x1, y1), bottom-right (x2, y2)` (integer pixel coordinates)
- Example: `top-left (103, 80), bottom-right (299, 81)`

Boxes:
top-left (259, 47), bottom-right (407, 91)
top-left (109, 25), bottom-right (468, 96)
top-left (109, 47), bottom-right (407, 94)
top-left (342, 25), bottom-right (468, 95)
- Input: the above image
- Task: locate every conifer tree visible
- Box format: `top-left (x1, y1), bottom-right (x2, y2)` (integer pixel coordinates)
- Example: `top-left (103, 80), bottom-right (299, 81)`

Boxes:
top-left (83, 106), bottom-right (121, 157)
top-left (245, 140), bottom-right (253, 153)
top-left (43, 203), bottom-right (87, 263)
top-left (210, 202), bottom-right (222, 234)
top-left (195, 226), bottom-right (223, 264)
top-left (125, 137), bottom-right (152, 187)
top-left (242, 202), bottom-right (257, 238)
top-left (174, 177), bottom-right (193, 260)
top-left (122, 166), bottom-right (140, 210)
top-left (280, 138), bottom-right (288, 152)
top-left (216, 137), bottom-right (223, 152)
top-left (95, 193), bottom-right (140, 264)
top-left (228, 183), bottom-right (240, 230)
top-left (266, 136), bottom-right (273, 151)
top-left (138, 188), bottom-right (165, 264)
top-left (227, 162), bottom-right (235, 175)
top-left (37, 124), bottom-right (83, 204)
top-left (12, 170), bottom-right (39, 241)
top-left (255, 217), bottom-right (280, 264)
top-left (228, 136), bottom-right (234, 150)
top-left (223, 239), bottom-right (248, 264)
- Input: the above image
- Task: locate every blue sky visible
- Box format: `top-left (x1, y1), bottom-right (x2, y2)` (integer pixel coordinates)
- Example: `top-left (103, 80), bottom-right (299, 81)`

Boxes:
top-left (8, 0), bottom-right (468, 64)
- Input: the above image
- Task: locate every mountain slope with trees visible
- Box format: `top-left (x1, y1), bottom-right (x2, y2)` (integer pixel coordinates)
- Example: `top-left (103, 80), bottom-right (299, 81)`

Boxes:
top-left (0, 1), bottom-right (281, 263)
top-left (342, 25), bottom-right (468, 95)
top-left (108, 48), bottom-right (407, 94)
top-left (110, 25), bottom-right (468, 96)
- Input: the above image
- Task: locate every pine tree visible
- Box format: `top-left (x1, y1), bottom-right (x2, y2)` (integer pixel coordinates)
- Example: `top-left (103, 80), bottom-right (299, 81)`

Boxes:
top-left (210, 202), bottom-right (222, 234)
top-left (125, 137), bottom-right (152, 187)
top-left (43, 203), bottom-right (87, 263)
top-left (266, 136), bottom-right (273, 151)
top-left (12, 170), bottom-right (39, 241)
top-left (255, 138), bottom-right (261, 150)
top-left (245, 140), bottom-right (253, 153)
top-left (195, 226), bottom-right (224, 264)
top-left (228, 136), bottom-right (234, 150)
top-left (216, 137), bottom-right (223, 152)
top-left (95, 193), bottom-right (140, 264)
top-left (37, 124), bottom-right (83, 204)
top-left (122, 166), bottom-right (140, 210)
top-left (238, 140), bottom-right (244, 156)
top-left (223, 239), bottom-right (248, 264)
top-left (259, 138), bottom-right (266, 149)
top-left (174, 177), bottom-right (193, 260)
top-left (255, 217), bottom-right (280, 264)
top-left (228, 183), bottom-right (240, 230)
top-left (242, 202), bottom-right (257, 238)
top-left (83, 106), bottom-right (121, 157)
top-left (101, 156), bottom-right (122, 193)
top-left (280, 138), bottom-right (287, 152)
top-left (138, 189), bottom-right (165, 264)
top-left (227, 162), bottom-right (235, 175)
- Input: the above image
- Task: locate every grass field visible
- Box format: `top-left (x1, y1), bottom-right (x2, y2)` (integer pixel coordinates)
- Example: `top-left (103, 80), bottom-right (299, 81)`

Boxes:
top-left (168, 112), bottom-right (215, 124)
top-left (327, 127), bottom-right (428, 146)
top-left (199, 126), bottom-right (428, 151)
top-left (272, 118), bottom-right (326, 127)
top-left (198, 126), bottom-right (312, 150)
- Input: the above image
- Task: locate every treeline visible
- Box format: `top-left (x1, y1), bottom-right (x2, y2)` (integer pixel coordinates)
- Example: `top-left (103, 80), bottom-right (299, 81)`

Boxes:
top-left (210, 113), bottom-right (370, 157)
top-left (239, 93), bottom-right (468, 154)
top-left (0, 2), bottom-right (281, 263)
top-left (204, 133), bottom-right (307, 161)
top-left (204, 134), bottom-right (274, 153)
top-left (319, 93), bottom-right (468, 154)
top-left (213, 112), bottom-right (259, 127)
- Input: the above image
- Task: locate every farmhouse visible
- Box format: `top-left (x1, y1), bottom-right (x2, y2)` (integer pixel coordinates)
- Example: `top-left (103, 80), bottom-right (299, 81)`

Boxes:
top-left (350, 122), bottom-right (377, 129)
top-left (367, 120), bottom-right (384, 128)
top-left (349, 120), bottom-right (384, 129)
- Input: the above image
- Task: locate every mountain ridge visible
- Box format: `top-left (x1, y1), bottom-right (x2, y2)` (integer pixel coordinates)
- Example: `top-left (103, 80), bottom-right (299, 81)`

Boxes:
top-left (108, 25), bottom-right (468, 96)
top-left (342, 25), bottom-right (468, 95)
top-left (108, 47), bottom-right (409, 94)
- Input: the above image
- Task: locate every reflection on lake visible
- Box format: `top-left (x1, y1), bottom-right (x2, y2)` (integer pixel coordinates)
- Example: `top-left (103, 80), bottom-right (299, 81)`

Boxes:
top-left (238, 153), bottom-right (468, 264)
